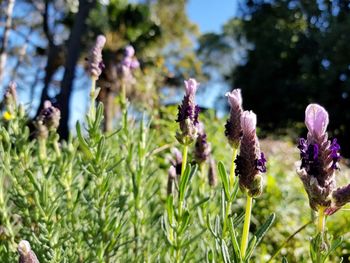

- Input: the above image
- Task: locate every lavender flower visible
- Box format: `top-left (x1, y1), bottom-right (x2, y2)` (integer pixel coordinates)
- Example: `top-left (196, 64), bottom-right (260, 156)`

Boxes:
top-left (175, 79), bottom-right (200, 145)
top-left (18, 240), bottom-right (39, 263)
top-left (225, 89), bottom-right (243, 148)
top-left (87, 35), bottom-right (106, 79)
top-left (208, 157), bottom-right (217, 187)
top-left (235, 111), bottom-right (266, 197)
top-left (194, 122), bottom-right (211, 164)
top-left (3, 81), bottom-right (17, 107)
top-left (297, 104), bottom-right (340, 211)
top-left (35, 100), bottom-right (61, 139)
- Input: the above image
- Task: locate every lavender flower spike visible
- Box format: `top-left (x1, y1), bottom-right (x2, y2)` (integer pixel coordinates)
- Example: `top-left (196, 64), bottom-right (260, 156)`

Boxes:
top-left (297, 104), bottom-right (340, 211)
top-left (225, 89), bottom-right (243, 148)
top-left (235, 111), bottom-right (266, 197)
top-left (175, 78), bottom-right (200, 145)
top-left (18, 240), bottom-right (39, 263)
top-left (87, 35), bottom-right (106, 79)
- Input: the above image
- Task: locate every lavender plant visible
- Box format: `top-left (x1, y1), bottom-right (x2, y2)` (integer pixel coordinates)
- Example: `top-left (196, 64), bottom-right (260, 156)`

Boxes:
top-left (297, 104), bottom-right (347, 262)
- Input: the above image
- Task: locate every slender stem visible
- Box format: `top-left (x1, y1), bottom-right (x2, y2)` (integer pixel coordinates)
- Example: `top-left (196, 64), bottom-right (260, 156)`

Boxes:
top-left (89, 77), bottom-right (97, 118)
top-left (318, 206), bottom-right (326, 233)
top-left (241, 195), bottom-right (253, 259)
top-left (222, 147), bottom-right (238, 237)
top-left (181, 145), bottom-right (188, 177)
top-left (268, 221), bottom-right (312, 262)
top-left (176, 145), bottom-right (188, 262)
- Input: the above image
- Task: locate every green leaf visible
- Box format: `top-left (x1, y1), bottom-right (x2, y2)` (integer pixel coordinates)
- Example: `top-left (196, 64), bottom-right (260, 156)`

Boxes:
top-left (76, 122), bottom-right (93, 159)
top-left (255, 213), bottom-right (275, 246)
top-left (230, 179), bottom-right (239, 202)
top-left (190, 196), bottom-right (210, 211)
top-left (325, 236), bottom-right (343, 260)
top-left (218, 161), bottom-right (230, 200)
top-left (282, 257), bottom-right (288, 263)
top-left (221, 239), bottom-right (232, 263)
top-left (244, 235), bottom-right (257, 262)
top-left (178, 210), bottom-right (190, 236)
top-left (228, 218), bottom-right (242, 262)
top-left (231, 211), bottom-right (245, 228)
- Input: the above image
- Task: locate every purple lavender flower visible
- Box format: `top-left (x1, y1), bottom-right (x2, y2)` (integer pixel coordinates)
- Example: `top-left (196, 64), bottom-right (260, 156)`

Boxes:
top-left (175, 79), bottom-right (200, 145)
top-left (297, 104), bottom-right (340, 211)
top-left (234, 111), bottom-right (266, 197)
top-left (225, 89), bottom-right (243, 148)
top-left (194, 122), bottom-right (211, 165)
top-left (87, 35), bottom-right (106, 79)
top-left (35, 100), bottom-right (61, 139)
top-left (18, 240), bottom-right (39, 263)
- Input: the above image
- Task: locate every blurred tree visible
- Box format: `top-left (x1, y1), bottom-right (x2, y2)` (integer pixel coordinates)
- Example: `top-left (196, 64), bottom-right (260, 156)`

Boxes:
top-left (199, 0), bottom-right (350, 156)
top-left (1, 0), bottom-right (200, 138)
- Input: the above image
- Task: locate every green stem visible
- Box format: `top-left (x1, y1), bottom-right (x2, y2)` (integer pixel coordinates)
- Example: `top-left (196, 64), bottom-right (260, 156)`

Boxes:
top-left (318, 206), bottom-right (326, 234)
top-left (176, 145), bottom-right (188, 262)
top-left (89, 77), bottom-right (97, 118)
top-left (180, 145), bottom-right (188, 177)
top-left (268, 221), bottom-right (312, 262)
top-left (222, 147), bottom-right (238, 237)
top-left (241, 195), bottom-right (253, 259)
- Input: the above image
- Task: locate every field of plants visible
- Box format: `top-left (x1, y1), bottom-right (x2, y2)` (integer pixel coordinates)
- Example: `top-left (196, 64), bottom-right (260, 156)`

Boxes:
top-left (2, 1), bottom-right (350, 262)
top-left (1, 37), bottom-right (350, 262)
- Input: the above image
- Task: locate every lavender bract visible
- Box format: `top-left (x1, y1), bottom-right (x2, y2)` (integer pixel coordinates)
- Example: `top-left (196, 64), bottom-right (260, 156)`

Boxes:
top-left (175, 79), bottom-right (200, 145)
top-left (235, 111), bottom-right (266, 197)
top-left (297, 104), bottom-right (341, 211)
top-left (87, 35), bottom-right (106, 79)
top-left (225, 89), bottom-right (243, 148)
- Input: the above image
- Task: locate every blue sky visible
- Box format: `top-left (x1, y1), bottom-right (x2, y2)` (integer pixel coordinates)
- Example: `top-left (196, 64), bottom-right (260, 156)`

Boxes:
top-left (187, 0), bottom-right (238, 33)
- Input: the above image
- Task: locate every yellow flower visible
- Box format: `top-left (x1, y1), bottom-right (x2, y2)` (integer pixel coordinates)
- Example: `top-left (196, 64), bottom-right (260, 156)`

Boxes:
top-left (3, 111), bottom-right (13, 121)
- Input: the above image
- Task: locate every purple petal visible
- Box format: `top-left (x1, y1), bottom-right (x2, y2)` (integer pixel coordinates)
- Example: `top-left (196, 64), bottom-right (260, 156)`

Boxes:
top-left (184, 78), bottom-right (199, 96)
top-left (241, 110), bottom-right (256, 133)
top-left (225, 89), bottom-right (242, 108)
top-left (305, 104), bottom-right (329, 137)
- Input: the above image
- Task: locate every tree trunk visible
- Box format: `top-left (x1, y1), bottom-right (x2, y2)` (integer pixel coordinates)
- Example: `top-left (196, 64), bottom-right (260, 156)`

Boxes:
top-left (56, 0), bottom-right (96, 140)
top-left (0, 0), bottom-right (16, 84)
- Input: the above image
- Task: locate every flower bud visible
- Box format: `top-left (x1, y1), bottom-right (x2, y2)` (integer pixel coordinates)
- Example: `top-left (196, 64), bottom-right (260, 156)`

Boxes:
top-left (35, 101), bottom-right (61, 139)
top-left (87, 35), bottom-right (106, 79)
top-left (18, 240), bottom-right (39, 263)
top-left (225, 89), bottom-right (243, 148)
